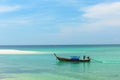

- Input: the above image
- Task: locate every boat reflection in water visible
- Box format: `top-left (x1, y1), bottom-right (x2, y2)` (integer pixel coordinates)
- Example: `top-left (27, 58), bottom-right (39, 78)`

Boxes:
top-left (55, 57), bottom-right (91, 73)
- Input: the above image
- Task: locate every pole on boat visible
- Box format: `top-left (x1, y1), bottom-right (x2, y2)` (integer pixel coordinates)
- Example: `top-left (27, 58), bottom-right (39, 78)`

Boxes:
top-left (91, 59), bottom-right (102, 63)
top-left (54, 53), bottom-right (57, 57)
top-left (54, 53), bottom-right (58, 60)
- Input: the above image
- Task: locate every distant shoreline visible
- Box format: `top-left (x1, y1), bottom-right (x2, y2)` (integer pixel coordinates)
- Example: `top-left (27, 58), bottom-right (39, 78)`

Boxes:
top-left (0, 44), bottom-right (119, 47)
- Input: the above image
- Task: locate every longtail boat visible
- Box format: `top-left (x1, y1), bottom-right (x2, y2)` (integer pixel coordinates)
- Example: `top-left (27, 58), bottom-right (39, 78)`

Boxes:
top-left (54, 53), bottom-right (91, 62)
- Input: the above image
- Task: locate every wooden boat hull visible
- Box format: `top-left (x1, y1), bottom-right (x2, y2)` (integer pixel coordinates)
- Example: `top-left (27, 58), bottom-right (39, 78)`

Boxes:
top-left (54, 54), bottom-right (91, 62)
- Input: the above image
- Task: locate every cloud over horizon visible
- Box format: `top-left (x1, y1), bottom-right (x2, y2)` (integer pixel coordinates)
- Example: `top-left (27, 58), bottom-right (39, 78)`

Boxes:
top-left (0, 5), bottom-right (21, 13)
top-left (57, 1), bottom-right (120, 44)
top-left (0, 0), bottom-right (120, 45)
top-left (81, 2), bottom-right (120, 31)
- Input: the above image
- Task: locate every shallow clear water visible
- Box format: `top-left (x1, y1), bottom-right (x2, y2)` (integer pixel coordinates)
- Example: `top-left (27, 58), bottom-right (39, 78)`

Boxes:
top-left (0, 45), bottom-right (120, 80)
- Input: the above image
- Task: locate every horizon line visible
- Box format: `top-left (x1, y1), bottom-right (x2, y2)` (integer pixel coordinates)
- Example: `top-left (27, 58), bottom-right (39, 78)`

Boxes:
top-left (0, 44), bottom-right (120, 46)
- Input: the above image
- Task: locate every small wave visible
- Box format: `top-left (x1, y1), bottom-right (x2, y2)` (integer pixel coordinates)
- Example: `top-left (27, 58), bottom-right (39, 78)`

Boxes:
top-left (0, 49), bottom-right (49, 54)
top-left (101, 61), bottom-right (120, 64)
top-left (92, 59), bottom-right (120, 64)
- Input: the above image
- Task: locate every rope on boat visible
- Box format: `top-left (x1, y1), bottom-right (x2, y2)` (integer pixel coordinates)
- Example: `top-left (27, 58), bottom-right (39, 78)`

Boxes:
top-left (91, 59), bottom-right (103, 63)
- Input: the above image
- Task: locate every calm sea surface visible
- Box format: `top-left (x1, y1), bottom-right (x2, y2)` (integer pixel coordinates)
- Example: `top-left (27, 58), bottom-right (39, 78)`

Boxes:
top-left (0, 45), bottom-right (120, 80)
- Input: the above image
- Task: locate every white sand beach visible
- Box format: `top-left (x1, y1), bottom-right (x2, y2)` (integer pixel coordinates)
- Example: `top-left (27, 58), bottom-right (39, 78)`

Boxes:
top-left (0, 49), bottom-right (41, 54)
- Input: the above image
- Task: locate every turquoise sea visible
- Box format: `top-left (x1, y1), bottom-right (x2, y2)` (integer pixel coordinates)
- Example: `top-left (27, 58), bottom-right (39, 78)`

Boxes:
top-left (0, 45), bottom-right (120, 80)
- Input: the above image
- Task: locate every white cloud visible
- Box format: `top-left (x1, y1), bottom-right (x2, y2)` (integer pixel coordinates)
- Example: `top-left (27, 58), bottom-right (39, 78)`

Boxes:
top-left (58, 2), bottom-right (120, 37)
top-left (0, 5), bottom-right (21, 13)
top-left (82, 2), bottom-right (120, 19)
top-left (80, 2), bottom-right (120, 31)
top-left (82, 2), bottom-right (120, 21)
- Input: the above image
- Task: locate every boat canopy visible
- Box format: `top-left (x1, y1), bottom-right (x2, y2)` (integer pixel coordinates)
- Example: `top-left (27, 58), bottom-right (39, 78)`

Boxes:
top-left (70, 56), bottom-right (80, 60)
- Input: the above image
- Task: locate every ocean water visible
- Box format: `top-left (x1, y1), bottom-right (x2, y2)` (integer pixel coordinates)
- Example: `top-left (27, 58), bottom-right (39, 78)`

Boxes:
top-left (0, 45), bottom-right (120, 80)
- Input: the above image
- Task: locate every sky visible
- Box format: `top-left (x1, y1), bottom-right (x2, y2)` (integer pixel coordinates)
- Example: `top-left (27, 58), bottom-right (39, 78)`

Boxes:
top-left (0, 0), bottom-right (120, 45)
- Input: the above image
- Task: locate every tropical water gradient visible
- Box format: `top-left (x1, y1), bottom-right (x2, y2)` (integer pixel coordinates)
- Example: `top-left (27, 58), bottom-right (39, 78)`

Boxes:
top-left (0, 45), bottom-right (120, 80)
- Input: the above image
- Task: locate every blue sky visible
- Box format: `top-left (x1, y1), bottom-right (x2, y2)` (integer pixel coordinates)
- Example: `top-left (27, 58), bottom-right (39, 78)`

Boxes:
top-left (0, 0), bottom-right (120, 45)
